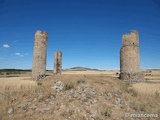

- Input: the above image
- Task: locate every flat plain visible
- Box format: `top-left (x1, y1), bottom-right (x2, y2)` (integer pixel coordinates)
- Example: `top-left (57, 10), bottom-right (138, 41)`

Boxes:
top-left (0, 70), bottom-right (160, 119)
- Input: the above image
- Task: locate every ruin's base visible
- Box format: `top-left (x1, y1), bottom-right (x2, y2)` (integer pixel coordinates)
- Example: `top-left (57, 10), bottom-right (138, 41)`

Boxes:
top-left (53, 72), bottom-right (62, 76)
top-left (120, 71), bottom-right (145, 82)
top-left (32, 74), bottom-right (46, 80)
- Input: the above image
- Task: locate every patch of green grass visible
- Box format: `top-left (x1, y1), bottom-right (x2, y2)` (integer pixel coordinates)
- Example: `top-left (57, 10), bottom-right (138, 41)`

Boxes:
top-left (63, 82), bottom-right (74, 90)
top-left (37, 82), bottom-right (43, 86)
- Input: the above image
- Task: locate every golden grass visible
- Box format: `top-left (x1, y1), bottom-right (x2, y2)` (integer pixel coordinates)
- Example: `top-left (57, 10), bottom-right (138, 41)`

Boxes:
top-left (0, 77), bottom-right (36, 91)
top-left (62, 70), bottom-right (118, 74)
top-left (1, 70), bottom-right (160, 95)
top-left (0, 71), bottom-right (159, 119)
top-left (132, 83), bottom-right (160, 95)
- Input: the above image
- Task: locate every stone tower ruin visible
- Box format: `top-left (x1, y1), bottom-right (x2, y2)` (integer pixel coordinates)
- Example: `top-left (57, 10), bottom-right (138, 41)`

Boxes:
top-left (120, 30), bottom-right (144, 81)
top-left (32, 30), bottom-right (48, 80)
top-left (54, 51), bottom-right (62, 74)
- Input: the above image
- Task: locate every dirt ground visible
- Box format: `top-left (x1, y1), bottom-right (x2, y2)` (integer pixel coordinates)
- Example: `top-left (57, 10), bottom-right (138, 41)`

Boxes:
top-left (0, 70), bottom-right (160, 120)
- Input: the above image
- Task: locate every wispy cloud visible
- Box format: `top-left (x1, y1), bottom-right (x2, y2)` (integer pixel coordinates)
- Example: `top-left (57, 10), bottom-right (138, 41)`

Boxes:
top-left (3, 44), bottom-right (10, 48)
top-left (15, 53), bottom-right (20, 56)
top-left (15, 53), bottom-right (23, 57)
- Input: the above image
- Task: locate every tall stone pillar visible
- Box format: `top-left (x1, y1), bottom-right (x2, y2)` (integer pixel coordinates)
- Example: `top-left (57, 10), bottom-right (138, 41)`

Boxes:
top-left (54, 51), bottom-right (58, 74)
top-left (54, 51), bottom-right (62, 75)
top-left (120, 30), bottom-right (144, 81)
top-left (32, 30), bottom-right (48, 80)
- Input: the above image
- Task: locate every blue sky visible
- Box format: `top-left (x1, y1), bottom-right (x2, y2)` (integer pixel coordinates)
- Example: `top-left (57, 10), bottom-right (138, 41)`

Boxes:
top-left (0, 0), bottom-right (160, 70)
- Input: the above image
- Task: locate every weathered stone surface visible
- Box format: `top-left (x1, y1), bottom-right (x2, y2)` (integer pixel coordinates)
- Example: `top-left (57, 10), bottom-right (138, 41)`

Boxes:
top-left (7, 108), bottom-right (14, 114)
top-left (115, 97), bottom-right (123, 108)
top-left (18, 103), bottom-right (28, 110)
top-left (54, 51), bottom-right (62, 75)
top-left (52, 81), bottom-right (64, 92)
top-left (49, 101), bottom-right (54, 105)
top-left (91, 87), bottom-right (97, 95)
top-left (37, 94), bottom-right (45, 102)
top-left (39, 108), bottom-right (50, 113)
top-left (32, 30), bottom-right (48, 80)
top-left (91, 114), bottom-right (96, 119)
top-left (120, 30), bottom-right (144, 82)
top-left (106, 93), bottom-right (112, 100)
top-left (86, 92), bottom-right (91, 98)
top-left (30, 104), bottom-right (37, 110)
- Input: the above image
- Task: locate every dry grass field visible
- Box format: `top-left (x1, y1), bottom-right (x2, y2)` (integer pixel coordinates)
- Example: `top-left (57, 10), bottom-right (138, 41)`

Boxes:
top-left (0, 70), bottom-right (160, 120)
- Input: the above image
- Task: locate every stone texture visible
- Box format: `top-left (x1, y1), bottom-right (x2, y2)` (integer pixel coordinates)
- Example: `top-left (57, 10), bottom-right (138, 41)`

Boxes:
top-left (52, 81), bottom-right (64, 92)
top-left (120, 30), bottom-right (144, 81)
top-left (54, 51), bottom-right (62, 74)
top-left (106, 93), bottom-right (112, 100)
top-left (7, 108), bottom-right (14, 114)
top-left (39, 108), bottom-right (50, 113)
top-left (32, 30), bottom-right (48, 80)
top-left (115, 97), bottom-right (123, 108)
top-left (18, 102), bottom-right (29, 110)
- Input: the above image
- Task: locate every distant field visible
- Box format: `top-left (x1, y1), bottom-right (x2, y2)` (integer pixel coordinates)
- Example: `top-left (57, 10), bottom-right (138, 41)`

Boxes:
top-left (0, 77), bottom-right (36, 90)
top-left (0, 70), bottom-right (159, 95)
top-left (132, 83), bottom-right (160, 95)
top-left (62, 70), bottom-right (119, 76)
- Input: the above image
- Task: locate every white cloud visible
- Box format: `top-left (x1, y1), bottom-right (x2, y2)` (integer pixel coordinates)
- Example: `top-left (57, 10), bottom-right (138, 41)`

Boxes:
top-left (3, 44), bottom-right (10, 48)
top-left (15, 53), bottom-right (21, 56)
top-left (15, 53), bottom-right (23, 57)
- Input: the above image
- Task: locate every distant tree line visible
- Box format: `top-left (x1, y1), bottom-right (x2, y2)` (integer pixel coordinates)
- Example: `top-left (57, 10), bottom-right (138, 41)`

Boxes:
top-left (0, 69), bottom-right (31, 75)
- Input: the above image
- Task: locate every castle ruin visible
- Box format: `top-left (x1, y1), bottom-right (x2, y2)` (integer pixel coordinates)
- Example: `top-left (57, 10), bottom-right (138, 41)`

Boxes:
top-left (32, 30), bottom-right (48, 80)
top-left (54, 51), bottom-right (62, 75)
top-left (31, 29), bottom-right (145, 81)
top-left (120, 30), bottom-right (144, 82)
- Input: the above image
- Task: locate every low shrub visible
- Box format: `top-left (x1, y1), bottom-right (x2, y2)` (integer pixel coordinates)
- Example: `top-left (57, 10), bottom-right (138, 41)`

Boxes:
top-left (77, 79), bottom-right (86, 84)
top-left (63, 82), bottom-right (74, 90)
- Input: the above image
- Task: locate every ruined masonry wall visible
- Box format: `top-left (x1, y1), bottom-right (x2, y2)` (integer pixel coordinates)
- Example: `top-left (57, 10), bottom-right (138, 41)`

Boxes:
top-left (120, 30), bottom-right (144, 81)
top-left (54, 51), bottom-right (62, 74)
top-left (32, 30), bottom-right (48, 80)
top-left (54, 51), bottom-right (58, 74)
